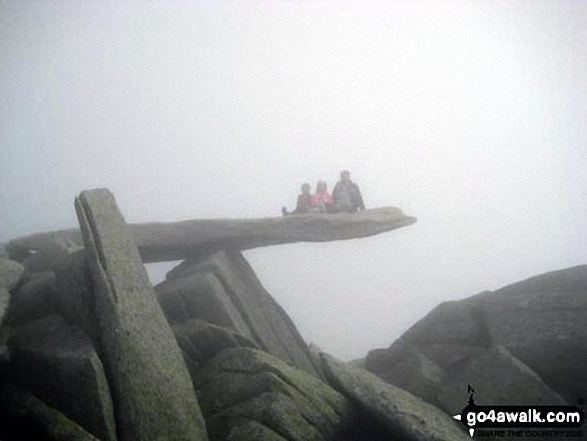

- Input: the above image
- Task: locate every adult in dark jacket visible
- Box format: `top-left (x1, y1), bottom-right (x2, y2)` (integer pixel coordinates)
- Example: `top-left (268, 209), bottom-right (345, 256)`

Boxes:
top-left (332, 170), bottom-right (365, 213)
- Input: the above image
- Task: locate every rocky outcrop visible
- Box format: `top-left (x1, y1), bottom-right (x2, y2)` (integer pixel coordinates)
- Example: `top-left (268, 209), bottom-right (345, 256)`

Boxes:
top-left (8, 207), bottom-right (416, 265)
top-left (8, 270), bottom-right (58, 325)
top-left (2, 187), bottom-right (429, 440)
top-left (0, 382), bottom-right (100, 441)
top-left (366, 265), bottom-right (587, 408)
top-left (437, 346), bottom-right (567, 415)
top-left (0, 243), bottom-right (8, 259)
top-left (191, 347), bottom-right (363, 441)
top-left (366, 340), bottom-right (447, 407)
top-left (225, 421), bottom-right (288, 440)
top-left (0, 258), bottom-right (24, 324)
top-left (53, 250), bottom-right (100, 343)
top-left (173, 318), bottom-right (259, 376)
top-left (0, 257), bottom-right (25, 363)
top-left (158, 250), bottom-right (325, 379)
top-left (0, 257), bottom-right (25, 292)
top-left (8, 315), bottom-right (116, 441)
top-left (75, 188), bottom-right (208, 441)
top-left (321, 354), bottom-right (469, 441)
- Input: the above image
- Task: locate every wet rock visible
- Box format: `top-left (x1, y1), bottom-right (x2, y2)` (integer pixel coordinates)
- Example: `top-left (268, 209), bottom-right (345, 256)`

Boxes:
top-left (8, 315), bottom-right (116, 441)
top-left (75, 188), bottom-right (207, 441)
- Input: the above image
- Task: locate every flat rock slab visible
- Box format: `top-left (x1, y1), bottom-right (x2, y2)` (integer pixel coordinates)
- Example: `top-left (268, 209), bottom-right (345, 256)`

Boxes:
top-left (9, 207), bottom-right (416, 264)
top-left (75, 188), bottom-right (207, 441)
top-left (321, 353), bottom-right (469, 441)
top-left (8, 315), bottom-right (116, 441)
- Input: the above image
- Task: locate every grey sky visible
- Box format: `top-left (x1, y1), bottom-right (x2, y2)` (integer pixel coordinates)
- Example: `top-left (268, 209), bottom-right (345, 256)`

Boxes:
top-left (1, 1), bottom-right (586, 360)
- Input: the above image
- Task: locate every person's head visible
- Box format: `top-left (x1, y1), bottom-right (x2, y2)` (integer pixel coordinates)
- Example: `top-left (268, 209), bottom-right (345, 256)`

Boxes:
top-left (340, 170), bottom-right (351, 183)
top-left (301, 183), bottom-right (311, 194)
top-left (316, 180), bottom-right (327, 192)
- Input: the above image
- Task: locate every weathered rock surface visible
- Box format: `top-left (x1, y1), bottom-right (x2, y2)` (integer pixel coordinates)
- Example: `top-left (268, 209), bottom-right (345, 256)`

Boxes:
top-left (0, 324), bottom-right (9, 363)
top-left (0, 381), bottom-right (100, 441)
top-left (479, 266), bottom-right (587, 403)
top-left (7, 233), bottom-right (83, 273)
top-left (8, 270), bottom-right (57, 325)
top-left (9, 207), bottom-right (416, 264)
top-left (53, 250), bottom-right (100, 344)
top-left (0, 243), bottom-right (8, 258)
top-left (75, 188), bottom-right (208, 441)
top-left (225, 420), bottom-right (288, 441)
top-left (192, 347), bottom-right (364, 441)
top-left (0, 257), bottom-right (25, 291)
top-left (366, 340), bottom-right (446, 407)
top-left (0, 286), bottom-right (9, 328)
top-left (437, 346), bottom-right (567, 415)
top-left (158, 271), bottom-right (253, 336)
top-left (8, 315), bottom-right (116, 441)
top-left (158, 250), bottom-right (324, 379)
top-left (366, 265), bottom-right (587, 407)
top-left (173, 318), bottom-right (259, 376)
top-left (0, 257), bottom-right (25, 363)
top-left (321, 353), bottom-right (470, 441)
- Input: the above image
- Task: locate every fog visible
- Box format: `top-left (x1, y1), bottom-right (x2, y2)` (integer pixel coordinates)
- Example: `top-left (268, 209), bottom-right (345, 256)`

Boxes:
top-left (1, 1), bottom-right (586, 360)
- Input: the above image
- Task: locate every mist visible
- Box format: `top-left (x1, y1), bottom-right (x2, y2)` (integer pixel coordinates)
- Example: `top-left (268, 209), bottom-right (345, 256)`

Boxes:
top-left (1, 0), bottom-right (586, 360)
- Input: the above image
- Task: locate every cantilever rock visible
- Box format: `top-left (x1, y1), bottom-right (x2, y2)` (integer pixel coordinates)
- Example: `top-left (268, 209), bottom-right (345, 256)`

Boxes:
top-left (7, 207), bottom-right (416, 265)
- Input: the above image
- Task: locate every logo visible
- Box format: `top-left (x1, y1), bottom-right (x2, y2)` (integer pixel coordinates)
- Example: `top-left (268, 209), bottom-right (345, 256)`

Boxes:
top-left (452, 385), bottom-right (585, 438)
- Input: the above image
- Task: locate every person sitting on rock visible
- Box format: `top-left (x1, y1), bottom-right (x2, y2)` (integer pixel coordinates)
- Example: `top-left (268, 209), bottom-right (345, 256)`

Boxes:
top-left (332, 170), bottom-right (365, 213)
top-left (282, 183), bottom-right (313, 216)
top-left (311, 180), bottom-right (334, 213)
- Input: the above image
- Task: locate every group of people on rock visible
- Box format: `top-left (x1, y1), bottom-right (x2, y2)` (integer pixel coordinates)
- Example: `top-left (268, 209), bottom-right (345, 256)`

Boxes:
top-left (282, 170), bottom-right (365, 215)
